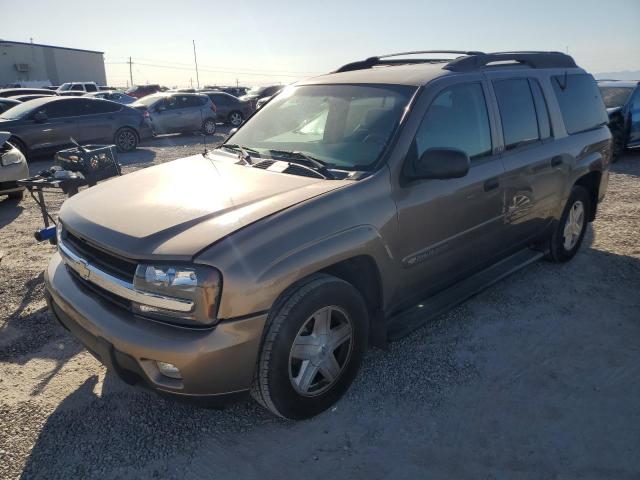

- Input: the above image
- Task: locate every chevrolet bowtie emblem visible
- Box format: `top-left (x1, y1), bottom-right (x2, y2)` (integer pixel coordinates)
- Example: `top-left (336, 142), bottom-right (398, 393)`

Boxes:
top-left (75, 258), bottom-right (90, 280)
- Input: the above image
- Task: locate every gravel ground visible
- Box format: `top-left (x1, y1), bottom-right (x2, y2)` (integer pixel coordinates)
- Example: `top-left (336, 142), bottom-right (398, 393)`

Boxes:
top-left (0, 138), bottom-right (639, 479)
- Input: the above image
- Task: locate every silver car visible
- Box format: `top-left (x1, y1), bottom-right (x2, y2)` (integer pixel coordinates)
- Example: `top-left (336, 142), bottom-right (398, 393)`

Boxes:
top-left (85, 91), bottom-right (136, 105)
top-left (131, 93), bottom-right (217, 135)
top-left (0, 132), bottom-right (28, 201)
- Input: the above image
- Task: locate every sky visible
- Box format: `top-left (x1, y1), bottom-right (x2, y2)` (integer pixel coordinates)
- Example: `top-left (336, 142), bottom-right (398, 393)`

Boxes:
top-left (1, 0), bottom-right (639, 88)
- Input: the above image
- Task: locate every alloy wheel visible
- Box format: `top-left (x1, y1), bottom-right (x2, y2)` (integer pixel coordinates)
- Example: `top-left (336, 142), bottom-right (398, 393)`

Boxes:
top-left (288, 306), bottom-right (353, 397)
top-left (563, 200), bottom-right (585, 251)
top-left (230, 113), bottom-right (243, 126)
top-left (117, 130), bottom-right (136, 151)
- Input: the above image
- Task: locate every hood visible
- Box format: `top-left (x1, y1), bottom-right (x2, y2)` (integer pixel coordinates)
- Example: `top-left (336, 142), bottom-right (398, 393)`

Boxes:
top-left (59, 153), bottom-right (352, 260)
top-left (606, 106), bottom-right (623, 117)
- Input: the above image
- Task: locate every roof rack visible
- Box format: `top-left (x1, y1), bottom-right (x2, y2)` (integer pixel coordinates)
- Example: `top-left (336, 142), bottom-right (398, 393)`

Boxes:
top-left (333, 50), bottom-right (577, 74)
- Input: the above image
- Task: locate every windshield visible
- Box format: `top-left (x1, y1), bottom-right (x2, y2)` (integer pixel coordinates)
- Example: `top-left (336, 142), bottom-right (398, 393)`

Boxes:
top-left (598, 86), bottom-right (634, 108)
top-left (227, 84), bottom-right (415, 170)
top-left (57, 82), bottom-right (72, 92)
top-left (0, 102), bottom-right (37, 120)
top-left (132, 94), bottom-right (163, 107)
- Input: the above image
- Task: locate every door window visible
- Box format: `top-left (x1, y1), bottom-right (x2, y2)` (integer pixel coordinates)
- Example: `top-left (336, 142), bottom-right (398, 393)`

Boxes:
top-left (42, 100), bottom-right (82, 118)
top-left (71, 84), bottom-right (84, 91)
top-left (81, 100), bottom-right (122, 114)
top-left (413, 83), bottom-right (492, 160)
top-left (85, 84), bottom-right (98, 92)
top-left (551, 74), bottom-right (608, 134)
top-left (493, 78), bottom-right (539, 150)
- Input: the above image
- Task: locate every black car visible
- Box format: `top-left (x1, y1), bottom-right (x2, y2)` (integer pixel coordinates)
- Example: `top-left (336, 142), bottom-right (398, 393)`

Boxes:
top-left (201, 91), bottom-right (252, 126)
top-left (239, 85), bottom-right (284, 110)
top-left (0, 97), bottom-right (153, 157)
top-left (0, 98), bottom-right (21, 114)
top-left (0, 88), bottom-right (58, 98)
top-left (597, 80), bottom-right (640, 159)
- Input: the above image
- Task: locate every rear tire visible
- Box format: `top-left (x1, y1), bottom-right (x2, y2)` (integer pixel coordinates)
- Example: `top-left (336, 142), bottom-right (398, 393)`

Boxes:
top-left (251, 273), bottom-right (369, 419)
top-left (114, 127), bottom-right (138, 152)
top-left (546, 185), bottom-right (590, 263)
top-left (202, 118), bottom-right (217, 135)
top-left (8, 137), bottom-right (27, 157)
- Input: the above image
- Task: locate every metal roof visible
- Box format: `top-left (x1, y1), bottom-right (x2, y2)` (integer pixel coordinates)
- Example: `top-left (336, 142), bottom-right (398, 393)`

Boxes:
top-left (0, 40), bottom-right (103, 55)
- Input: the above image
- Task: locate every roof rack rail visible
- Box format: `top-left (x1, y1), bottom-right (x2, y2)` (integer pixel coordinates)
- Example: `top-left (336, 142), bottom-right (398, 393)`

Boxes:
top-left (334, 50), bottom-right (578, 74)
top-left (333, 50), bottom-right (483, 73)
top-left (444, 51), bottom-right (577, 72)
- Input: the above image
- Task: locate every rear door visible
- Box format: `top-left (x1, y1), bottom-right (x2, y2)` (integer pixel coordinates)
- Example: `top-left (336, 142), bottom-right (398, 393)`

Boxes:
top-left (394, 79), bottom-right (507, 297)
top-left (160, 95), bottom-right (199, 133)
top-left (75, 100), bottom-right (123, 143)
top-left (628, 89), bottom-right (640, 146)
top-left (211, 93), bottom-right (231, 118)
top-left (486, 74), bottom-right (562, 245)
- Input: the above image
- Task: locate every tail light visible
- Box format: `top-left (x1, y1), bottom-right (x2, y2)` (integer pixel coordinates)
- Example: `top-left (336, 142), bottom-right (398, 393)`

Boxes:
top-left (142, 110), bottom-right (150, 119)
top-left (210, 103), bottom-right (217, 113)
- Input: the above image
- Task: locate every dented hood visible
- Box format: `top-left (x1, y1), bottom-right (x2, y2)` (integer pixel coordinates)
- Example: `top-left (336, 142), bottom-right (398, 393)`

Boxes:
top-left (59, 153), bottom-right (352, 260)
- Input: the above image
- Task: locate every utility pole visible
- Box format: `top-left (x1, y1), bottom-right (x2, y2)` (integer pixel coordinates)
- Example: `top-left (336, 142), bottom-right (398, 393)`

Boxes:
top-left (128, 57), bottom-right (134, 87)
top-left (192, 40), bottom-right (200, 89)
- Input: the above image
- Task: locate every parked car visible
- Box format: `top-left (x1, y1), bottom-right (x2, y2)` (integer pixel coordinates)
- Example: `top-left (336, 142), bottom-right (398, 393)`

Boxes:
top-left (597, 80), bottom-right (640, 159)
top-left (239, 85), bottom-right (284, 109)
top-left (85, 91), bottom-right (136, 104)
top-left (0, 131), bottom-right (28, 201)
top-left (0, 97), bottom-right (152, 156)
top-left (131, 92), bottom-right (217, 135)
top-left (44, 51), bottom-right (610, 420)
top-left (57, 91), bottom-right (87, 97)
top-left (203, 86), bottom-right (250, 98)
top-left (8, 94), bottom-right (52, 102)
top-left (57, 82), bottom-right (99, 94)
top-left (125, 84), bottom-right (165, 99)
top-left (0, 98), bottom-right (21, 114)
top-left (201, 91), bottom-right (251, 126)
top-left (0, 88), bottom-right (57, 98)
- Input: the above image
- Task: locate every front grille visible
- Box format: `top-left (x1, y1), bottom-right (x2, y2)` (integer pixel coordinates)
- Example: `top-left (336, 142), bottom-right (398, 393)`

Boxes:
top-left (68, 267), bottom-right (132, 310)
top-left (63, 230), bottom-right (137, 281)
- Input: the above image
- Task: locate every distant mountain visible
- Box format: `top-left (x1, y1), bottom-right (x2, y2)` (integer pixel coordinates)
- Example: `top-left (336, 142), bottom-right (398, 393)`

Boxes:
top-left (594, 71), bottom-right (640, 81)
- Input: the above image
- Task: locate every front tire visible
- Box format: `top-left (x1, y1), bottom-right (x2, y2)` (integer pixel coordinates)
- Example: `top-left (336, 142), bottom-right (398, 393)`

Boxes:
top-left (228, 111), bottom-right (243, 127)
top-left (251, 274), bottom-right (369, 419)
top-left (8, 190), bottom-right (24, 202)
top-left (546, 185), bottom-right (590, 263)
top-left (114, 127), bottom-right (138, 152)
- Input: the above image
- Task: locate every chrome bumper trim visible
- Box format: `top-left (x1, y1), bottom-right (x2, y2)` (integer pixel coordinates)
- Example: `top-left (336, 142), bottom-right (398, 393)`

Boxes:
top-left (58, 241), bottom-right (194, 313)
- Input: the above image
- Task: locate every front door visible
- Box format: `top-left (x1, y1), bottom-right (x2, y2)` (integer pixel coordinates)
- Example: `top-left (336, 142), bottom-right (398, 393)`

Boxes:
top-left (628, 90), bottom-right (640, 146)
top-left (27, 100), bottom-right (81, 152)
top-left (394, 81), bottom-right (507, 300)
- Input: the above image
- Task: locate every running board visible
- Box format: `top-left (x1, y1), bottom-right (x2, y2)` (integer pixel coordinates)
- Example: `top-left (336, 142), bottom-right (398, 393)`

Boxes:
top-left (386, 249), bottom-right (544, 341)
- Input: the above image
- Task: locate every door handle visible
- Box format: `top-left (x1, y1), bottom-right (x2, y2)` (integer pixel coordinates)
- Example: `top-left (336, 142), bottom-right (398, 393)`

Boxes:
top-left (551, 156), bottom-right (563, 167)
top-left (484, 178), bottom-right (500, 192)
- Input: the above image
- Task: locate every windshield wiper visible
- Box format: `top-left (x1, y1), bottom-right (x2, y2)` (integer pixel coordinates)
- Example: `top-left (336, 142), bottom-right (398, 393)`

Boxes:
top-left (219, 144), bottom-right (259, 165)
top-left (267, 150), bottom-right (336, 179)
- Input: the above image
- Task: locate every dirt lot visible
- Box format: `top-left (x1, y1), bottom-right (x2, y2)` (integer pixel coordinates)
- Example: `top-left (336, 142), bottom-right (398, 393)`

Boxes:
top-left (1, 136), bottom-right (639, 479)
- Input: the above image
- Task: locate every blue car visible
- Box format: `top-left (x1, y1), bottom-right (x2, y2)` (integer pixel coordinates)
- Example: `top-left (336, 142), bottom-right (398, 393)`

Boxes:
top-left (598, 80), bottom-right (640, 160)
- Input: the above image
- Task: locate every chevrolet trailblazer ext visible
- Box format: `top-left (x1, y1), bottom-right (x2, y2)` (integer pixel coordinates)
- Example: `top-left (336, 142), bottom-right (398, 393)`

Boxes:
top-left (45, 51), bottom-right (611, 419)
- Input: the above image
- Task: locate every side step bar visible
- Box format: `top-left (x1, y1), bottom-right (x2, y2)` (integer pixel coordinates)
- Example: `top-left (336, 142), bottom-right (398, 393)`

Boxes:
top-left (386, 248), bottom-right (544, 341)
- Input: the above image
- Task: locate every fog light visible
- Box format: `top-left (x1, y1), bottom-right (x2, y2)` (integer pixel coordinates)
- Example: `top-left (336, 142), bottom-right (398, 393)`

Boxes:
top-left (156, 361), bottom-right (182, 379)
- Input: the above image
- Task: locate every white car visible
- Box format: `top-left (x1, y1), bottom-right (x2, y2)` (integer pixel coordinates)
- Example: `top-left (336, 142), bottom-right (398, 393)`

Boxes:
top-left (0, 132), bottom-right (29, 201)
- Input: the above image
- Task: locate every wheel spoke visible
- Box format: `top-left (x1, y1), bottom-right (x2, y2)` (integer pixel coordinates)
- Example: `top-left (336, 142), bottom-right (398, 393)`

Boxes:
top-left (313, 308), bottom-right (331, 335)
top-left (329, 323), bottom-right (352, 350)
top-left (295, 360), bottom-right (319, 393)
top-left (318, 353), bottom-right (341, 382)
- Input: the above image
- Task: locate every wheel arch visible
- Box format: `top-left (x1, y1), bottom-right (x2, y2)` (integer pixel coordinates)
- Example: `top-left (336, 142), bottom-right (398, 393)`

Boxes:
top-left (574, 170), bottom-right (602, 222)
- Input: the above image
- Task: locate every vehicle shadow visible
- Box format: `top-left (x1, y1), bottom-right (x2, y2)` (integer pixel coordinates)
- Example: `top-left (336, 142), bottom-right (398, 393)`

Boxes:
top-left (611, 148), bottom-right (640, 177)
top-left (0, 196), bottom-right (24, 228)
top-left (17, 245), bottom-right (640, 478)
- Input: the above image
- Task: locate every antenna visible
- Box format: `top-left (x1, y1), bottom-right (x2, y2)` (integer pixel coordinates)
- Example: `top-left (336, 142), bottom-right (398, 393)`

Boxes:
top-left (192, 40), bottom-right (200, 89)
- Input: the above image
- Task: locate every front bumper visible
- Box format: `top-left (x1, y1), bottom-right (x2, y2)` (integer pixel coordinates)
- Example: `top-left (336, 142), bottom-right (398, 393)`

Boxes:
top-left (44, 252), bottom-right (267, 398)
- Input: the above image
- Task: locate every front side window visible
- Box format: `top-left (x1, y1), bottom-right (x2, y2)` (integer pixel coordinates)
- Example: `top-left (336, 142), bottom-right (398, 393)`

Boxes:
top-left (228, 84), bottom-right (415, 170)
top-left (413, 83), bottom-right (492, 160)
top-left (43, 100), bottom-right (82, 118)
top-left (493, 78), bottom-right (539, 150)
top-left (71, 84), bottom-right (84, 91)
top-left (552, 74), bottom-right (608, 135)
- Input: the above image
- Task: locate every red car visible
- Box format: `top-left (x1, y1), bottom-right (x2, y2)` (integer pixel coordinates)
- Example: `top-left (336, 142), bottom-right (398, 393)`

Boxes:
top-left (125, 84), bottom-right (165, 99)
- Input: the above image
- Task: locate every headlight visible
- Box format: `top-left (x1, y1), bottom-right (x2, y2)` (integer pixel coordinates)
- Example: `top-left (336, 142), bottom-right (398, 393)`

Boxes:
top-left (1, 147), bottom-right (25, 166)
top-left (132, 263), bottom-right (221, 327)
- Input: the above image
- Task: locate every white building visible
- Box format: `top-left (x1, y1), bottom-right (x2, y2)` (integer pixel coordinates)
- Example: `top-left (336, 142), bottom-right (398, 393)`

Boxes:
top-left (0, 40), bottom-right (106, 87)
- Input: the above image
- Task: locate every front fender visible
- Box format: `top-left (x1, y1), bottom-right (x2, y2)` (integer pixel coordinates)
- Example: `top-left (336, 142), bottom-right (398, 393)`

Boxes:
top-left (203, 224), bottom-right (397, 320)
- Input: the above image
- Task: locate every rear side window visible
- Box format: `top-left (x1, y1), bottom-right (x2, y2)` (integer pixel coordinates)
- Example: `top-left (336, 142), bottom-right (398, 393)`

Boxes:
top-left (414, 83), bottom-right (492, 160)
top-left (493, 78), bottom-right (539, 150)
top-left (552, 74), bottom-right (608, 134)
top-left (83, 100), bottom-right (122, 114)
top-left (71, 84), bottom-right (84, 91)
top-left (43, 100), bottom-right (82, 118)
top-left (85, 84), bottom-right (98, 92)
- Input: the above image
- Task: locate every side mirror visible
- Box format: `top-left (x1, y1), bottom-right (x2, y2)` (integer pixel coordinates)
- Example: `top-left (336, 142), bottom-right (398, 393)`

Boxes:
top-left (33, 111), bottom-right (48, 123)
top-left (411, 148), bottom-right (470, 180)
